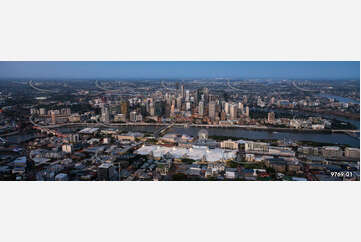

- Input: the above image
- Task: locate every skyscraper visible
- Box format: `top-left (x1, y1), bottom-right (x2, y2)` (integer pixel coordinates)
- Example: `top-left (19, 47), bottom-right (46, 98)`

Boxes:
top-left (198, 101), bottom-right (204, 116)
top-left (224, 102), bottom-right (230, 114)
top-left (176, 96), bottom-right (182, 110)
top-left (180, 84), bottom-right (185, 98)
top-left (245, 106), bottom-right (250, 117)
top-left (120, 101), bottom-right (128, 117)
top-left (186, 101), bottom-right (191, 111)
top-left (170, 103), bottom-right (175, 115)
top-left (149, 102), bottom-right (155, 116)
top-left (51, 111), bottom-right (56, 124)
top-left (270, 97), bottom-right (275, 105)
top-left (230, 104), bottom-right (238, 120)
top-left (130, 111), bottom-right (137, 122)
top-left (208, 101), bottom-right (216, 120)
top-left (243, 95), bottom-right (248, 104)
top-left (238, 102), bottom-right (244, 114)
top-left (203, 87), bottom-right (209, 98)
top-left (268, 112), bottom-right (275, 123)
top-left (154, 101), bottom-right (164, 116)
top-left (101, 105), bottom-right (110, 123)
top-left (194, 89), bottom-right (200, 105)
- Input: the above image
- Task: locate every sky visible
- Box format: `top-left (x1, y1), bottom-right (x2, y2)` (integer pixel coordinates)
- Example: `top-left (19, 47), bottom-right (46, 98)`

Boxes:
top-left (0, 61), bottom-right (359, 80)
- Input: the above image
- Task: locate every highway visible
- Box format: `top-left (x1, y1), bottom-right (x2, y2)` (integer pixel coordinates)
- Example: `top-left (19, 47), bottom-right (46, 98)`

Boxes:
top-left (28, 80), bottom-right (59, 93)
top-left (161, 81), bottom-right (176, 91)
top-left (292, 81), bottom-right (318, 93)
top-left (95, 80), bottom-right (122, 92)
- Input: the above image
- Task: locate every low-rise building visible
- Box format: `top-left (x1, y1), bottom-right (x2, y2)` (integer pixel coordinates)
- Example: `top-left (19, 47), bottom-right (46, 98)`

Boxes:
top-left (225, 168), bottom-right (238, 179)
top-left (322, 146), bottom-right (343, 158)
top-left (245, 141), bottom-right (269, 153)
top-left (220, 139), bottom-right (239, 150)
top-left (117, 132), bottom-right (144, 142)
top-left (344, 147), bottom-right (360, 159)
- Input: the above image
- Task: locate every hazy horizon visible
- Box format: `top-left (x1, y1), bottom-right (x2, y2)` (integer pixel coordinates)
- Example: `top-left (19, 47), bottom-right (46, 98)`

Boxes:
top-left (0, 61), bottom-right (359, 81)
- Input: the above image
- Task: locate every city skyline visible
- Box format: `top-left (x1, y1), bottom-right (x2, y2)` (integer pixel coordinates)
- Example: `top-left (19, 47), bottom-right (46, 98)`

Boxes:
top-left (0, 72), bottom-right (359, 181)
top-left (0, 61), bottom-right (359, 80)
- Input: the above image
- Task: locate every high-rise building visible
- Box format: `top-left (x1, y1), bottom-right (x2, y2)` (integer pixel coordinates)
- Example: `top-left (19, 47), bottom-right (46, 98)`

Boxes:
top-left (198, 101), bottom-right (204, 116)
top-left (224, 102), bottom-right (230, 114)
top-left (245, 106), bottom-right (250, 117)
top-left (220, 111), bottom-right (226, 120)
top-left (101, 105), bottom-right (110, 123)
top-left (130, 111), bottom-right (137, 122)
top-left (203, 87), bottom-right (209, 103)
top-left (39, 108), bottom-right (46, 115)
top-left (180, 84), bottom-right (185, 98)
top-left (136, 114), bottom-right (143, 122)
top-left (176, 96), bottom-right (182, 110)
top-left (51, 111), bottom-right (56, 124)
top-left (238, 102), bottom-right (244, 114)
top-left (208, 102), bottom-right (216, 120)
top-left (120, 101), bottom-right (128, 117)
top-left (270, 97), bottom-right (275, 105)
top-left (154, 101), bottom-right (164, 116)
top-left (149, 102), bottom-right (155, 116)
top-left (230, 104), bottom-right (238, 120)
top-left (268, 112), bottom-right (275, 123)
top-left (97, 163), bottom-right (115, 181)
top-left (170, 103), bottom-right (175, 115)
top-left (186, 101), bottom-right (191, 111)
top-left (185, 90), bottom-right (190, 101)
top-left (243, 95), bottom-right (248, 104)
top-left (194, 89), bottom-right (200, 105)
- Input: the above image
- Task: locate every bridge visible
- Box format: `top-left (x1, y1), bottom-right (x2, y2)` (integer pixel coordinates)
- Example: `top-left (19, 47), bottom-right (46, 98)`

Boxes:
top-left (292, 81), bottom-right (318, 93)
top-left (154, 123), bottom-right (175, 138)
top-left (227, 80), bottom-right (243, 91)
top-left (95, 80), bottom-right (122, 92)
top-left (161, 81), bottom-right (176, 91)
top-left (29, 80), bottom-right (59, 93)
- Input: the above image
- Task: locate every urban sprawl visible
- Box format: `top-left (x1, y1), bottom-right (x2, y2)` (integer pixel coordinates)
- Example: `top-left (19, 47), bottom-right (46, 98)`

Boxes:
top-left (0, 79), bottom-right (359, 181)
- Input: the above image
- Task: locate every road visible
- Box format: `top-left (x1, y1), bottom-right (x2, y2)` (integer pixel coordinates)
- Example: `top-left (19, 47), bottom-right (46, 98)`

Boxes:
top-left (29, 115), bottom-right (359, 134)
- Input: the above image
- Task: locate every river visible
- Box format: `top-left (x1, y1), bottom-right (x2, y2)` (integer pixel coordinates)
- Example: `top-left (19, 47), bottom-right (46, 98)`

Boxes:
top-left (317, 94), bottom-right (359, 104)
top-left (59, 125), bottom-right (359, 147)
top-left (167, 127), bottom-right (360, 148)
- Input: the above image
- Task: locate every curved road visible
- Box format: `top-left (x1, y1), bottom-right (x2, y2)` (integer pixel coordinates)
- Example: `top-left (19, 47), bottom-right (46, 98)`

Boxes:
top-left (292, 81), bottom-right (318, 92)
top-left (161, 81), bottom-right (176, 91)
top-left (29, 80), bottom-right (59, 93)
top-left (95, 80), bottom-right (122, 92)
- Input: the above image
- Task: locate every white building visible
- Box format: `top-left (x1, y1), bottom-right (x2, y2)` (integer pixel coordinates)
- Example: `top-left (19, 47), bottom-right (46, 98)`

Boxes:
top-left (220, 139), bottom-right (239, 150)
top-left (136, 145), bottom-right (237, 163)
top-left (245, 141), bottom-right (269, 153)
top-left (62, 144), bottom-right (73, 153)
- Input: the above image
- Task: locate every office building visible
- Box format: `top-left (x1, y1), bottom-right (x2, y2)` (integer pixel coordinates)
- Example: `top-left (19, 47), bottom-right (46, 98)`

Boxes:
top-left (230, 104), bottom-right (238, 120)
top-left (268, 112), bottom-right (275, 123)
top-left (198, 101), bottom-right (204, 116)
top-left (208, 102), bottom-right (216, 120)
top-left (130, 111), bottom-right (137, 122)
top-left (97, 163), bottom-right (115, 181)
